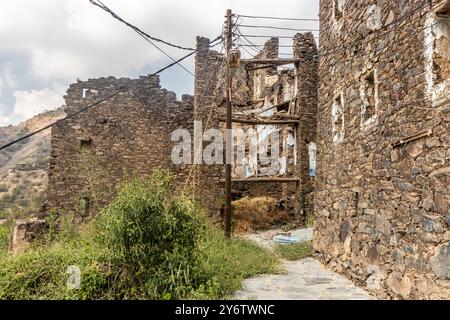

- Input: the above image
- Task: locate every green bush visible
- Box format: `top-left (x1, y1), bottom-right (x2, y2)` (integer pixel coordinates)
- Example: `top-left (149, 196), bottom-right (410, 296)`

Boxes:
top-left (0, 170), bottom-right (279, 300)
top-left (0, 224), bottom-right (10, 253)
top-left (192, 227), bottom-right (279, 299)
top-left (94, 170), bottom-right (206, 299)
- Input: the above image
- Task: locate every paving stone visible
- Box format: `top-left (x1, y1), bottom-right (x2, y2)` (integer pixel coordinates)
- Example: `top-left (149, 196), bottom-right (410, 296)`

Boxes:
top-left (234, 229), bottom-right (375, 300)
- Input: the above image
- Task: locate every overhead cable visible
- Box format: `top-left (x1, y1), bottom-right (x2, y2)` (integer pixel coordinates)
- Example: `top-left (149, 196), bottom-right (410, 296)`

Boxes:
top-left (89, 0), bottom-right (195, 76)
top-left (89, 0), bottom-right (195, 51)
top-left (236, 14), bottom-right (319, 22)
top-left (0, 50), bottom-right (196, 152)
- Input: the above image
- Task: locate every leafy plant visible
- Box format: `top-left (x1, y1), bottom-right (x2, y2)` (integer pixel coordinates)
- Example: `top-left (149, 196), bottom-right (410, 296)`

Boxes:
top-left (0, 170), bottom-right (280, 300)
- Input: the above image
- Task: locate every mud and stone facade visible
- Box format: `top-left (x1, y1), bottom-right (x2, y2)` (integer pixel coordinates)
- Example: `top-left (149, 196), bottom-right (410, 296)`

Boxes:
top-left (46, 34), bottom-right (318, 224)
top-left (193, 34), bottom-right (318, 221)
top-left (315, 0), bottom-right (450, 299)
top-left (47, 76), bottom-right (193, 216)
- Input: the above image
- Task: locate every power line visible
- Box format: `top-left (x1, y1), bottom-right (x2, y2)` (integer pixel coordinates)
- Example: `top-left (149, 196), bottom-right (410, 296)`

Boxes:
top-left (89, 0), bottom-right (195, 77)
top-left (236, 14), bottom-right (319, 22)
top-left (0, 50), bottom-right (197, 152)
top-left (238, 34), bottom-right (317, 39)
top-left (0, 34), bottom-right (222, 153)
top-left (319, 19), bottom-right (443, 70)
top-left (89, 0), bottom-right (195, 51)
top-left (238, 24), bottom-right (319, 32)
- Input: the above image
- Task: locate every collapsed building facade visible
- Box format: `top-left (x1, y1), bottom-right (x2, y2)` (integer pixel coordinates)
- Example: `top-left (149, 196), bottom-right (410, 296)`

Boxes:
top-left (46, 76), bottom-right (194, 216)
top-left (46, 34), bottom-right (318, 222)
top-left (193, 34), bottom-right (318, 219)
top-left (315, 0), bottom-right (450, 299)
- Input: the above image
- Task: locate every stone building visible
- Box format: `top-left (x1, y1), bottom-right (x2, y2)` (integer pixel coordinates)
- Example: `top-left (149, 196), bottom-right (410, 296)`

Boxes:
top-left (315, 0), bottom-right (450, 299)
top-left (47, 76), bottom-right (193, 216)
top-left (46, 34), bottom-right (318, 225)
top-left (193, 34), bottom-right (318, 219)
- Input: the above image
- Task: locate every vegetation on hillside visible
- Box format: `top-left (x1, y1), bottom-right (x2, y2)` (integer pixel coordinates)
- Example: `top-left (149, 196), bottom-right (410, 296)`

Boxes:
top-left (0, 108), bottom-right (66, 217)
top-left (0, 170), bottom-right (279, 299)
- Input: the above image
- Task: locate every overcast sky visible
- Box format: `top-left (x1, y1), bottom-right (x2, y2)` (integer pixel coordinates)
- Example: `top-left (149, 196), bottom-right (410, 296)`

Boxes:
top-left (0, 0), bottom-right (319, 127)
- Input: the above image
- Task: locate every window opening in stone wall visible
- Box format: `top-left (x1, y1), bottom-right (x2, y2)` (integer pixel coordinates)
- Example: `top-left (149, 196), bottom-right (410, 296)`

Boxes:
top-left (80, 196), bottom-right (92, 217)
top-left (332, 93), bottom-right (345, 144)
top-left (334, 0), bottom-right (345, 21)
top-left (80, 137), bottom-right (92, 148)
top-left (434, 2), bottom-right (450, 86)
top-left (361, 70), bottom-right (377, 124)
top-left (308, 142), bottom-right (317, 176)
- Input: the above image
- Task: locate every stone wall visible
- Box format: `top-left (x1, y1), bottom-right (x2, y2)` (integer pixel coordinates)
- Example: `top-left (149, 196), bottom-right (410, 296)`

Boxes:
top-left (47, 76), bottom-right (193, 217)
top-left (46, 34), bottom-right (318, 227)
top-left (294, 33), bottom-right (319, 213)
top-left (193, 34), bottom-right (318, 222)
top-left (315, 0), bottom-right (450, 299)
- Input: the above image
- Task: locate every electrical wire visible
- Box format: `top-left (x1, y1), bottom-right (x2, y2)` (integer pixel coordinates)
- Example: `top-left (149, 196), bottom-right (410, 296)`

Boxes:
top-left (239, 24), bottom-right (319, 32)
top-left (236, 14), bottom-right (319, 22)
top-left (89, 0), bottom-right (195, 77)
top-left (319, 0), bottom-right (438, 58)
top-left (319, 20), bottom-right (444, 73)
top-left (238, 34), bottom-right (317, 39)
top-left (89, 0), bottom-right (195, 51)
top-left (0, 49), bottom-right (200, 152)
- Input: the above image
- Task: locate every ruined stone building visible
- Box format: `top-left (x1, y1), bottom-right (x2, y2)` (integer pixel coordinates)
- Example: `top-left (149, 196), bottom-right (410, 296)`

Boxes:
top-left (43, 0), bottom-right (450, 300)
top-left (315, 0), bottom-right (450, 299)
top-left (193, 34), bottom-right (318, 218)
top-left (46, 34), bottom-right (318, 222)
top-left (47, 76), bottom-right (193, 215)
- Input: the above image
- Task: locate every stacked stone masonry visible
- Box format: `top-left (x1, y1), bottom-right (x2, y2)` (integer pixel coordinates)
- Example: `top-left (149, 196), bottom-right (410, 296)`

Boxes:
top-left (315, 0), bottom-right (450, 299)
top-left (46, 34), bottom-right (318, 226)
top-left (193, 35), bottom-right (318, 221)
top-left (47, 76), bottom-right (193, 217)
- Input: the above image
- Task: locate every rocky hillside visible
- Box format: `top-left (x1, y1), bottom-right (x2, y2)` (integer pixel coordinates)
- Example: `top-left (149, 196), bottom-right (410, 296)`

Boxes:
top-left (0, 108), bottom-right (66, 217)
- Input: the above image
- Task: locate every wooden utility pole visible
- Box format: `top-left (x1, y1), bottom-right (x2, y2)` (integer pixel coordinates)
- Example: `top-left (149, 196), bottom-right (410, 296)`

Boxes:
top-left (224, 9), bottom-right (233, 238)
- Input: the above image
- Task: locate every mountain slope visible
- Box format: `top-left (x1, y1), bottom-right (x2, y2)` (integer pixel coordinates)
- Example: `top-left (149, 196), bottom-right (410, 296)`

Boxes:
top-left (0, 108), bottom-right (66, 217)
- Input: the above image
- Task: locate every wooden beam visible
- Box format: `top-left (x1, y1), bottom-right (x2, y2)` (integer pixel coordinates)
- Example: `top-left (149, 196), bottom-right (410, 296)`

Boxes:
top-left (217, 117), bottom-right (299, 125)
top-left (242, 58), bottom-right (300, 66)
top-left (392, 129), bottom-right (433, 148)
top-left (253, 100), bottom-right (293, 115)
top-left (221, 177), bottom-right (301, 183)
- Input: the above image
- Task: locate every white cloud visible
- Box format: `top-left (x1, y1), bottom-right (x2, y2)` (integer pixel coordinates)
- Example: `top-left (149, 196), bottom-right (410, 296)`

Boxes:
top-left (12, 82), bottom-right (66, 120)
top-left (0, 63), bottom-right (16, 89)
top-left (30, 48), bottom-right (87, 81)
top-left (0, 0), bottom-right (319, 126)
top-left (0, 104), bottom-right (14, 127)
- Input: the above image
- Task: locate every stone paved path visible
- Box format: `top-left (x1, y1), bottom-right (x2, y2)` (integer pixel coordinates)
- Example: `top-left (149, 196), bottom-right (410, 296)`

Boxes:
top-left (234, 228), bottom-right (375, 300)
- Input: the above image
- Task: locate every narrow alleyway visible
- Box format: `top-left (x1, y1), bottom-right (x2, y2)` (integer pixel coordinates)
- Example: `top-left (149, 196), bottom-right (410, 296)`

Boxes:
top-left (234, 229), bottom-right (375, 300)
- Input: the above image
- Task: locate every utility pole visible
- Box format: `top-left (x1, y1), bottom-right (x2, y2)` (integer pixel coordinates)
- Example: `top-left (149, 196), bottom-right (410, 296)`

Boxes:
top-left (224, 9), bottom-right (233, 238)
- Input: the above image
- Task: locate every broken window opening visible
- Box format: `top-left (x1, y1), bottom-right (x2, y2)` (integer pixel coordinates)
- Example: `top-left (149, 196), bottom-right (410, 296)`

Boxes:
top-left (361, 70), bottom-right (378, 124)
top-left (334, 0), bottom-right (345, 21)
top-left (434, 2), bottom-right (450, 86)
top-left (332, 93), bottom-right (345, 144)
top-left (80, 196), bottom-right (92, 217)
top-left (80, 137), bottom-right (92, 148)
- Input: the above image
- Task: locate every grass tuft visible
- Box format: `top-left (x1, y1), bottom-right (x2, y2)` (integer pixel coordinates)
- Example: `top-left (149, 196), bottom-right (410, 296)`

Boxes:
top-left (275, 241), bottom-right (313, 261)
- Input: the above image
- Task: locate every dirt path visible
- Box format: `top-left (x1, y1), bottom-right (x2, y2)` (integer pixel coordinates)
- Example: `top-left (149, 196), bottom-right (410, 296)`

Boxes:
top-left (234, 228), bottom-right (375, 300)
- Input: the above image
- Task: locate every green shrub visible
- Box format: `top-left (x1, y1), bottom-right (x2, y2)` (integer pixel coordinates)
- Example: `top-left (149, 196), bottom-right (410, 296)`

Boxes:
top-left (192, 227), bottom-right (280, 299)
top-left (0, 224), bottom-right (11, 253)
top-left (0, 170), bottom-right (280, 300)
top-left (94, 170), bottom-right (206, 299)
